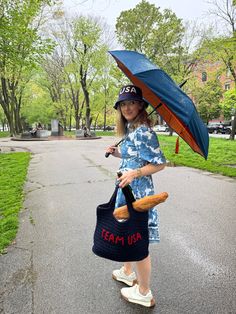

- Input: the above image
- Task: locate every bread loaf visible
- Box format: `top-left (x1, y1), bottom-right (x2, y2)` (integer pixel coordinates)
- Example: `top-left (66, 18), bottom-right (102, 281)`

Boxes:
top-left (113, 192), bottom-right (168, 220)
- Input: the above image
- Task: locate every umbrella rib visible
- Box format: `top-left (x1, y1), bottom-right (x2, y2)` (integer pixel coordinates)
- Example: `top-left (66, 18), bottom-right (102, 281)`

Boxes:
top-left (147, 81), bottom-right (187, 118)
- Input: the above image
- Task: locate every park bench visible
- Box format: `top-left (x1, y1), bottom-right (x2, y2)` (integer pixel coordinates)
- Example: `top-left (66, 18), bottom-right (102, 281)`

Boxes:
top-left (36, 130), bottom-right (50, 138)
top-left (75, 129), bottom-right (85, 137)
top-left (21, 131), bottom-right (32, 139)
top-left (20, 130), bottom-right (49, 139)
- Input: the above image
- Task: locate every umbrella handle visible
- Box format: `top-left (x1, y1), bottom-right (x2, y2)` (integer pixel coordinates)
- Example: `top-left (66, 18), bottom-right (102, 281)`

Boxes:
top-left (105, 142), bottom-right (118, 158)
top-left (105, 138), bottom-right (124, 158)
top-left (105, 151), bottom-right (111, 158)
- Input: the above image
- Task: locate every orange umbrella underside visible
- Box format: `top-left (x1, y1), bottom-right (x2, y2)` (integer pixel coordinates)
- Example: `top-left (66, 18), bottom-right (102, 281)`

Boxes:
top-left (116, 60), bottom-right (204, 157)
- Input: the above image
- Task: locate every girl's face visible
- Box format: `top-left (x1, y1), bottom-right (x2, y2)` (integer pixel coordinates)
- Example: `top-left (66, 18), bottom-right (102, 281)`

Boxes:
top-left (119, 100), bottom-right (143, 122)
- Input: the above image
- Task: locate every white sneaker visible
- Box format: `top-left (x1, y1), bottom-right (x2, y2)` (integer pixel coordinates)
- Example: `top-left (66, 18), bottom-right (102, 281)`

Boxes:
top-left (112, 266), bottom-right (137, 286)
top-left (121, 284), bottom-right (155, 307)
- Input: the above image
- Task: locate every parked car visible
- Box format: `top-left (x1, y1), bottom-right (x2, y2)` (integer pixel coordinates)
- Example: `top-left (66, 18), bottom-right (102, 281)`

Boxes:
top-left (153, 125), bottom-right (169, 132)
top-left (207, 123), bottom-right (231, 134)
top-left (222, 122), bottom-right (232, 134)
top-left (223, 125), bottom-right (232, 134)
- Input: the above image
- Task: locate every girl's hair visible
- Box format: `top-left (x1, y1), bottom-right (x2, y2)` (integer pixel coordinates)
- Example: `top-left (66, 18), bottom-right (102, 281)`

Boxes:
top-left (116, 102), bottom-right (152, 137)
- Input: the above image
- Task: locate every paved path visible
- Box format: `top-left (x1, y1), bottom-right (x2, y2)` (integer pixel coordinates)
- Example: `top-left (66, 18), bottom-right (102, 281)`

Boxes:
top-left (0, 137), bottom-right (236, 314)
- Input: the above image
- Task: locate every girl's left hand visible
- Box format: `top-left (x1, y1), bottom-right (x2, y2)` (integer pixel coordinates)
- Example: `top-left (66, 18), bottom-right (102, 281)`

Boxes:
top-left (118, 170), bottom-right (136, 188)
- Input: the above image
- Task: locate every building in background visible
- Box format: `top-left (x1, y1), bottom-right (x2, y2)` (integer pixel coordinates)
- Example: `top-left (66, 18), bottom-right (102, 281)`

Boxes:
top-left (192, 60), bottom-right (234, 91)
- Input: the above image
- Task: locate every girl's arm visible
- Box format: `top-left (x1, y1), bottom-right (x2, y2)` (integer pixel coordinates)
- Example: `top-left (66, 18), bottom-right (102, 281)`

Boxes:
top-left (118, 163), bottom-right (165, 188)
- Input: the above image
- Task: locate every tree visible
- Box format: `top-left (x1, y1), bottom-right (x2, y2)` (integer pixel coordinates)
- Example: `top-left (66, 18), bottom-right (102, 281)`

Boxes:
top-left (203, 0), bottom-right (236, 139)
top-left (91, 62), bottom-right (121, 130)
top-left (0, 107), bottom-right (8, 131)
top-left (115, 0), bottom-right (197, 133)
top-left (73, 16), bottom-right (108, 130)
top-left (220, 89), bottom-right (236, 121)
top-left (207, 0), bottom-right (235, 34)
top-left (21, 70), bottom-right (54, 127)
top-left (44, 15), bottom-right (109, 131)
top-left (192, 80), bottom-right (223, 123)
top-left (115, 0), bottom-right (185, 74)
top-left (0, 0), bottom-right (55, 136)
top-left (42, 50), bottom-right (72, 130)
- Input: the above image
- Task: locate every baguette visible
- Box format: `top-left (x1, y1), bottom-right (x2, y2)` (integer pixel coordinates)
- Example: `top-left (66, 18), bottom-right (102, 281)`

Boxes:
top-left (113, 192), bottom-right (168, 220)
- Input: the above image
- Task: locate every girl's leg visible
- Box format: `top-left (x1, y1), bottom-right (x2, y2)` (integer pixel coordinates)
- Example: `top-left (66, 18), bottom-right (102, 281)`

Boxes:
top-left (123, 262), bottom-right (133, 275)
top-left (135, 255), bottom-right (151, 295)
top-left (112, 262), bottom-right (136, 286)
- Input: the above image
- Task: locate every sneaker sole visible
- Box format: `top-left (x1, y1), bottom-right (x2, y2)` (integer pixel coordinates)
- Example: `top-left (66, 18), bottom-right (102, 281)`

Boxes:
top-left (121, 294), bottom-right (156, 308)
top-left (112, 274), bottom-right (138, 287)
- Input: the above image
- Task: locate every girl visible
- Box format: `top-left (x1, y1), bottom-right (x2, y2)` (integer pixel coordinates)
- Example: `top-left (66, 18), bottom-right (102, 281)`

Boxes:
top-left (106, 84), bottom-right (166, 307)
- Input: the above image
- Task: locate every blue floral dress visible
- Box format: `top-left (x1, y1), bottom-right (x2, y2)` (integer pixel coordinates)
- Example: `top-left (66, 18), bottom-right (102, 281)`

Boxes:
top-left (115, 125), bottom-right (166, 243)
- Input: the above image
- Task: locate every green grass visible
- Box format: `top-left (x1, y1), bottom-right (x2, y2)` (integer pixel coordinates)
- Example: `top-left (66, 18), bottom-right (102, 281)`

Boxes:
top-left (158, 135), bottom-right (236, 177)
top-left (64, 130), bottom-right (115, 137)
top-left (95, 130), bottom-right (116, 136)
top-left (0, 131), bottom-right (10, 138)
top-left (0, 152), bottom-right (31, 253)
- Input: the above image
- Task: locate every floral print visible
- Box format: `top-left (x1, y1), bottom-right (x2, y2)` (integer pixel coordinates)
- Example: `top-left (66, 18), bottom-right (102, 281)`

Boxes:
top-left (115, 125), bottom-right (166, 243)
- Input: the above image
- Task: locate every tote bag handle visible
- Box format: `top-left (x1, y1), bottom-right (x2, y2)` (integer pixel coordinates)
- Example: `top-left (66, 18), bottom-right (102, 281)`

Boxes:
top-left (117, 171), bottom-right (136, 204)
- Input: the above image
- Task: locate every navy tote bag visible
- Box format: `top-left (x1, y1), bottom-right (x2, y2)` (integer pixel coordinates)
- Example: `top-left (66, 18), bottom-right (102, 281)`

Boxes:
top-left (92, 185), bottom-right (149, 262)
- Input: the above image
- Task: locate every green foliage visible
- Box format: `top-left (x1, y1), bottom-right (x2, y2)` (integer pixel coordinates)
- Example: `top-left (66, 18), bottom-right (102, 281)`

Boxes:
top-left (192, 79), bottom-right (223, 123)
top-left (0, 131), bottom-right (10, 137)
top-left (73, 16), bottom-right (108, 75)
top-left (0, 152), bottom-right (30, 253)
top-left (195, 36), bottom-right (236, 87)
top-left (0, 106), bottom-right (8, 127)
top-left (115, 0), bottom-right (185, 73)
top-left (21, 76), bottom-right (54, 125)
top-left (158, 135), bottom-right (236, 177)
top-left (220, 89), bottom-right (236, 120)
top-left (0, 0), bottom-right (55, 74)
top-left (42, 15), bottom-right (111, 130)
top-left (0, 0), bottom-right (56, 135)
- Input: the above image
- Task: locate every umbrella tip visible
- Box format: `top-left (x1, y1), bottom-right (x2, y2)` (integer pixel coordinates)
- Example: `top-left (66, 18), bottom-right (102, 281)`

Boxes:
top-left (179, 79), bottom-right (188, 88)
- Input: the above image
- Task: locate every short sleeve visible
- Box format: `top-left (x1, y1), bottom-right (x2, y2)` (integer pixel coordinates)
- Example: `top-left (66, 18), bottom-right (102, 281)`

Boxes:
top-left (134, 126), bottom-right (166, 165)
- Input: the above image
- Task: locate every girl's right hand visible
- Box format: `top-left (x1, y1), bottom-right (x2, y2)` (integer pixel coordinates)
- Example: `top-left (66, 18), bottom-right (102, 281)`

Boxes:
top-left (106, 145), bottom-right (121, 158)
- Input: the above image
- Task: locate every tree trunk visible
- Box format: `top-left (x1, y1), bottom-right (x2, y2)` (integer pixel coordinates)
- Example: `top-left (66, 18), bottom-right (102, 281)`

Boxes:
top-left (14, 101), bottom-right (22, 134)
top-left (168, 128), bottom-right (174, 136)
top-left (229, 114), bottom-right (236, 140)
top-left (80, 55), bottom-right (91, 130)
top-left (94, 113), bottom-right (99, 130)
top-left (81, 83), bottom-right (90, 130)
top-left (0, 77), bottom-right (24, 136)
top-left (77, 99), bottom-right (85, 129)
top-left (103, 103), bottom-right (107, 131)
top-left (69, 103), bottom-right (72, 131)
top-left (75, 113), bottom-right (79, 129)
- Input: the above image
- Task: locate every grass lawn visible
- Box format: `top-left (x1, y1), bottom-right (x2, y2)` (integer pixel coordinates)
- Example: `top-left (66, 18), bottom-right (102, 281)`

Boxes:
top-left (0, 131), bottom-right (10, 138)
top-left (0, 152), bottom-right (31, 253)
top-left (64, 130), bottom-right (115, 137)
top-left (158, 135), bottom-right (236, 178)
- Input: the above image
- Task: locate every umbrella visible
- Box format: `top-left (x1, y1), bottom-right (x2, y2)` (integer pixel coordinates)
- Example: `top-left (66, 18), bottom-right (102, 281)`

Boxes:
top-left (109, 50), bottom-right (209, 159)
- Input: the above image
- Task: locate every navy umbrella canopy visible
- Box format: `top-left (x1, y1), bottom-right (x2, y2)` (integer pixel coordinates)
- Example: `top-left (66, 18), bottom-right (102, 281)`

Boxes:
top-left (109, 50), bottom-right (209, 159)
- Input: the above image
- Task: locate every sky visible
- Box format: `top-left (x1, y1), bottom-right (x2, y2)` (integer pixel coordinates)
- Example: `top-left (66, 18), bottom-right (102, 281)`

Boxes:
top-left (63, 0), bottom-right (215, 26)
